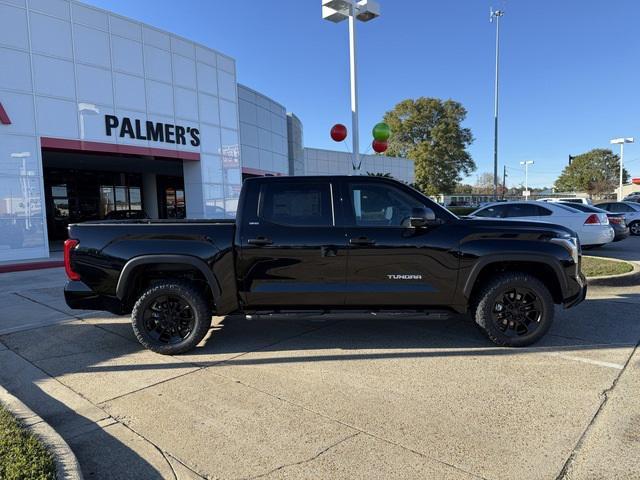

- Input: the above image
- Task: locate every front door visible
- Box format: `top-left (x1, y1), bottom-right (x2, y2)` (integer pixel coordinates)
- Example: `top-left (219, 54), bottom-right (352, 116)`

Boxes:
top-left (157, 175), bottom-right (185, 219)
top-left (341, 178), bottom-right (458, 307)
top-left (237, 178), bottom-right (347, 308)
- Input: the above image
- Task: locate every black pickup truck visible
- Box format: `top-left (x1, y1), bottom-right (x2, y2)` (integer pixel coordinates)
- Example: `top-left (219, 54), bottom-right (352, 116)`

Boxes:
top-left (64, 176), bottom-right (587, 354)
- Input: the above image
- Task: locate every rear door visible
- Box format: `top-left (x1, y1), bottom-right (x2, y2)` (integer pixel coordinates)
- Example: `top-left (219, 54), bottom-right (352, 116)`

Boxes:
top-left (505, 203), bottom-right (544, 221)
top-left (236, 178), bottom-right (348, 308)
top-left (340, 178), bottom-right (459, 307)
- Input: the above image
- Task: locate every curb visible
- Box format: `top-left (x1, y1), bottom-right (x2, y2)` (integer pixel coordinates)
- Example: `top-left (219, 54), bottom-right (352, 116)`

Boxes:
top-left (0, 384), bottom-right (83, 480)
top-left (585, 256), bottom-right (640, 287)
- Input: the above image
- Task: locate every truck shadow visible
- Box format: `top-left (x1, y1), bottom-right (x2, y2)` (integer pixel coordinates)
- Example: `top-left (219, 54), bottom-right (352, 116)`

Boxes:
top-left (49, 291), bottom-right (640, 371)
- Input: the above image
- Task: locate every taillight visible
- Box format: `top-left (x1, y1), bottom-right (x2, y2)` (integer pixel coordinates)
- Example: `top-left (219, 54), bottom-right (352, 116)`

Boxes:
top-left (608, 216), bottom-right (624, 225)
top-left (63, 239), bottom-right (80, 281)
top-left (584, 214), bottom-right (601, 225)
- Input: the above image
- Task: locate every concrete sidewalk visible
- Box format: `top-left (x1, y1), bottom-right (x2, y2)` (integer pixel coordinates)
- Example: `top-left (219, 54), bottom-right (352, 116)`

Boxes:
top-left (0, 268), bottom-right (639, 479)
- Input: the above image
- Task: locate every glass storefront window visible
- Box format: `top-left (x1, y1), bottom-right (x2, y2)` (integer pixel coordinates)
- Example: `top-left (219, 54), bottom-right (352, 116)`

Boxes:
top-left (129, 188), bottom-right (142, 211)
top-left (115, 187), bottom-right (128, 211)
top-left (100, 186), bottom-right (115, 216)
top-left (51, 185), bottom-right (67, 197)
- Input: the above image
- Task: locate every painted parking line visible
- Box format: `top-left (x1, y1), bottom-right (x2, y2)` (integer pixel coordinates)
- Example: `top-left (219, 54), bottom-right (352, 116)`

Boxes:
top-left (543, 351), bottom-right (624, 370)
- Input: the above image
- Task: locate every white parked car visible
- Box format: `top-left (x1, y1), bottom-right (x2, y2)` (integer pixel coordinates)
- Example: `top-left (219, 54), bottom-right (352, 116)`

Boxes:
top-left (596, 201), bottom-right (640, 236)
top-left (538, 197), bottom-right (593, 206)
top-left (468, 201), bottom-right (615, 247)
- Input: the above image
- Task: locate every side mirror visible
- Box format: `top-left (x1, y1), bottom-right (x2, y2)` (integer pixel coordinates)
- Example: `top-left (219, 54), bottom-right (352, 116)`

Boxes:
top-left (410, 207), bottom-right (436, 227)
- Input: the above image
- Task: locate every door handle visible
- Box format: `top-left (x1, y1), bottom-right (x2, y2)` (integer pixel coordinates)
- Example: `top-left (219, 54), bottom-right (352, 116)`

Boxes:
top-left (349, 237), bottom-right (375, 246)
top-left (248, 237), bottom-right (273, 246)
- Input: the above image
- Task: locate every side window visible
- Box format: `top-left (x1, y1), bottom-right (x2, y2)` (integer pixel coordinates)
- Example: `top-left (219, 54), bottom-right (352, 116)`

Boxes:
top-left (258, 182), bottom-right (333, 226)
top-left (348, 183), bottom-right (424, 227)
top-left (473, 205), bottom-right (508, 218)
top-left (506, 204), bottom-right (540, 217)
top-left (620, 204), bottom-right (634, 213)
top-left (538, 206), bottom-right (553, 216)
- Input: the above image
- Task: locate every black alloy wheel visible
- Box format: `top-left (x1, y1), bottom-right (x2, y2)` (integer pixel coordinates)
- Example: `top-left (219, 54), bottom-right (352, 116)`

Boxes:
top-left (142, 294), bottom-right (196, 345)
top-left (491, 287), bottom-right (543, 337)
top-left (471, 272), bottom-right (554, 347)
top-left (131, 280), bottom-right (212, 354)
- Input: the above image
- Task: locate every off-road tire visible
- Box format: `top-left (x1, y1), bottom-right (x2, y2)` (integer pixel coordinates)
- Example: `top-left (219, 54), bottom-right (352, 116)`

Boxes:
top-left (131, 280), bottom-right (212, 354)
top-left (471, 272), bottom-right (554, 347)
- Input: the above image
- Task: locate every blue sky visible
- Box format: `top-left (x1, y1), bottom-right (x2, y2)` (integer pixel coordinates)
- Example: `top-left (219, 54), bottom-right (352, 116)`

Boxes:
top-left (86, 0), bottom-right (640, 188)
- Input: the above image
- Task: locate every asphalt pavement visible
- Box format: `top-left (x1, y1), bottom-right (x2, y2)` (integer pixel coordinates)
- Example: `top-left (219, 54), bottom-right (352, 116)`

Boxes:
top-left (0, 239), bottom-right (638, 479)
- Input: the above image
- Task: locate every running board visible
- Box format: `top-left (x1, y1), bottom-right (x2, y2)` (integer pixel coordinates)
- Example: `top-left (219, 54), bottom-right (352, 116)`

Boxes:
top-left (243, 309), bottom-right (453, 320)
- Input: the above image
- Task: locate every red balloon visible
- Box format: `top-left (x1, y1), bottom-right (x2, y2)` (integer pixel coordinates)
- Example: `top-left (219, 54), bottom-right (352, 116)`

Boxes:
top-left (330, 124), bottom-right (348, 142)
top-left (372, 139), bottom-right (388, 153)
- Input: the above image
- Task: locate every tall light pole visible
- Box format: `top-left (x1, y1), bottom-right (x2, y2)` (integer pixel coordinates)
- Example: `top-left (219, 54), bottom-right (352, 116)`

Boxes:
top-left (520, 160), bottom-right (534, 200)
top-left (322, 0), bottom-right (380, 172)
top-left (490, 8), bottom-right (504, 200)
top-left (610, 137), bottom-right (634, 201)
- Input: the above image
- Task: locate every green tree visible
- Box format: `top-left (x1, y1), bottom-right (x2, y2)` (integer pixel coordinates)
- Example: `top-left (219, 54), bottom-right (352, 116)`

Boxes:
top-left (554, 149), bottom-right (629, 197)
top-left (383, 97), bottom-right (475, 195)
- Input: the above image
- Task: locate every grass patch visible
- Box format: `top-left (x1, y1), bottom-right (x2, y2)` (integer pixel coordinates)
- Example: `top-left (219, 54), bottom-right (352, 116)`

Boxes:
top-left (0, 404), bottom-right (56, 480)
top-left (448, 206), bottom-right (477, 216)
top-left (582, 256), bottom-right (634, 277)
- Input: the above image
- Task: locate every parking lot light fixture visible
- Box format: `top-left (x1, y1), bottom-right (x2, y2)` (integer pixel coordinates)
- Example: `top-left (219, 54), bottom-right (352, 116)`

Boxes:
top-left (322, 0), bottom-right (381, 173)
top-left (610, 137), bottom-right (634, 201)
top-left (520, 160), bottom-right (534, 200)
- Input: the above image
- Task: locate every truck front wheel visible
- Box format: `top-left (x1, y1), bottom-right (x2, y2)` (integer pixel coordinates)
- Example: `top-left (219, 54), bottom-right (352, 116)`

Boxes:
top-left (471, 273), bottom-right (554, 347)
top-left (131, 280), bottom-right (212, 354)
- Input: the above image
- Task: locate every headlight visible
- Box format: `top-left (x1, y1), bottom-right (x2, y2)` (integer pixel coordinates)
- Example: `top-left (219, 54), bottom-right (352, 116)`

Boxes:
top-left (550, 235), bottom-right (579, 264)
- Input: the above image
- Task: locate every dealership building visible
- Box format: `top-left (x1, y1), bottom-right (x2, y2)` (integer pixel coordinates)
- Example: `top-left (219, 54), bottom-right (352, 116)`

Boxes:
top-left (0, 0), bottom-right (414, 264)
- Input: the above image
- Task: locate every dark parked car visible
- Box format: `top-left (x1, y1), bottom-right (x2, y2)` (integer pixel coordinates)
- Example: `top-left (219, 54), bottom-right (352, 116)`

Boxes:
top-left (558, 202), bottom-right (629, 242)
top-left (596, 202), bottom-right (640, 236)
top-left (64, 176), bottom-right (587, 354)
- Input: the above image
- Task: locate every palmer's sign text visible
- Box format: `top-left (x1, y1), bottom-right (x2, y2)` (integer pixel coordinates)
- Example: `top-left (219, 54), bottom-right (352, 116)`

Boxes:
top-left (105, 115), bottom-right (200, 147)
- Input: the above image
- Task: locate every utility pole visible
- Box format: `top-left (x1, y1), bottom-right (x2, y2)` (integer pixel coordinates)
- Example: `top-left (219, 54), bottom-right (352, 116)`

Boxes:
top-left (502, 165), bottom-right (507, 200)
top-left (490, 8), bottom-right (504, 200)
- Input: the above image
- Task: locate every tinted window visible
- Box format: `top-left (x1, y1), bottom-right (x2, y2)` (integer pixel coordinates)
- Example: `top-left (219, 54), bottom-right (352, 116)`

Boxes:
top-left (609, 203), bottom-right (634, 213)
top-left (348, 183), bottom-right (423, 227)
top-left (506, 204), bottom-right (541, 217)
top-left (258, 182), bottom-right (333, 226)
top-left (558, 202), bottom-right (596, 213)
top-left (473, 205), bottom-right (508, 218)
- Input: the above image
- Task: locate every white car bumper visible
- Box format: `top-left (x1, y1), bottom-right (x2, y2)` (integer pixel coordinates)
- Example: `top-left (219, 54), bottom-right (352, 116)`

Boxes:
top-left (580, 225), bottom-right (615, 246)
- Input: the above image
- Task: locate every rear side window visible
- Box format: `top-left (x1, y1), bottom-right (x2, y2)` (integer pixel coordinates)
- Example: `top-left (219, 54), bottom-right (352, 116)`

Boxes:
top-left (609, 203), bottom-right (634, 213)
top-left (258, 182), bottom-right (334, 226)
top-left (473, 205), bottom-right (508, 218)
top-left (506, 204), bottom-right (541, 217)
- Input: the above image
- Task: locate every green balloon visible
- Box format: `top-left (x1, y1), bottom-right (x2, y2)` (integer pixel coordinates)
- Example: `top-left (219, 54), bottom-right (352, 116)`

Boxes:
top-left (372, 122), bottom-right (390, 141)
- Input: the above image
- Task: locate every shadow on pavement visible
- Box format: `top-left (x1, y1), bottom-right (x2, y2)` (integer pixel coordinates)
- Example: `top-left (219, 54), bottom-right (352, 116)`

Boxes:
top-left (1, 292), bottom-right (639, 479)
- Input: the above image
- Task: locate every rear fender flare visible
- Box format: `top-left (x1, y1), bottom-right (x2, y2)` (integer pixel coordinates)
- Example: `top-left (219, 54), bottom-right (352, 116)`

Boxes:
top-left (116, 254), bottom-right (221, 301)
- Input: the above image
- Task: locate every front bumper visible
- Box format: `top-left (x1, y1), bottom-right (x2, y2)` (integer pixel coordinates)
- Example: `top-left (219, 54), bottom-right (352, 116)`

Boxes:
top-left (64, 280), bottom-right (125, 314)
top-left (563, 272), bottom-right (587, 309)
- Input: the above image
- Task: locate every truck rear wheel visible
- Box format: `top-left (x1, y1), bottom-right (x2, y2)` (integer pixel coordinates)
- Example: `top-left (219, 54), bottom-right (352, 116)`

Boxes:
top-left (471, 272), bottom-right (554, 347)
top-left (131, 280), bottom-right (212, 354)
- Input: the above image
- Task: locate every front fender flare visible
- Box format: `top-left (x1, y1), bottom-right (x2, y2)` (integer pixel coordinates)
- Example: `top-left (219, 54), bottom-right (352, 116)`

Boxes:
top-left (461, 253), bottom-right (569, 300)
